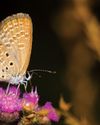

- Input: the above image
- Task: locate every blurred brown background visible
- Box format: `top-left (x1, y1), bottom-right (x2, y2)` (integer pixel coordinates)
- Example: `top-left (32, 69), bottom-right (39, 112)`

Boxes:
top-left (0, 0), bottom-right (100, 125)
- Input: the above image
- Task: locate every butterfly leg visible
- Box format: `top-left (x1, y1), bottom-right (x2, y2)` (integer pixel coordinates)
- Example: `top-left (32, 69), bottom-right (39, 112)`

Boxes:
top-left (26, 71), bottom-right (33, 87)
top-left (22, 81), bottom-right (28, 92)
top-left (20, 72), bottom-right (32, 91)
top-left (6, 82), bottom-right (11, 94)
top-left (16, 83), bottom-right (20, 95)
top-left (25, 71), bottom-right (32, 81)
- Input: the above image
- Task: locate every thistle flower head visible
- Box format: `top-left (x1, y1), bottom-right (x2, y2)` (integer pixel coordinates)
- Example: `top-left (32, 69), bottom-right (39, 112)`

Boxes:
top-left (0, 86), bottom-right (22, 123)
top-left (0, 87), bottom-right (5, 99)
top-left (41, 102), bottom-right (59, 122)
top-left (21, 88), bottom-right (59, 124)
top-left (0, 86), bottom-right (22, 113)
top-left (0, 86), bottom-right (59, 124)
top-left (22, 87), bottom-right (39, 111)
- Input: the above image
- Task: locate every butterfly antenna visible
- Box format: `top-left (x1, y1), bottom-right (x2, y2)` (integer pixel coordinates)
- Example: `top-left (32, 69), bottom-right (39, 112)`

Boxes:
top-left (29, 69), bottom-right (56, 74)
top-left (29, 70), bottom-right (41, 78)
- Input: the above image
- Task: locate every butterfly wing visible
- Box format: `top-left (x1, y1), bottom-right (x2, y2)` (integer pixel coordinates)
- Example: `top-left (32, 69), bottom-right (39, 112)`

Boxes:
top-left (0, 13), bottom-right (32, 81)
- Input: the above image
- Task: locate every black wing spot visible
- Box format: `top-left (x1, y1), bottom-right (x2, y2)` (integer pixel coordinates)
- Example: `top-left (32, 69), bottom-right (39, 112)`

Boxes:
top-left (2, 75), bottom-right (4, 78)
top-left (2, 69), bottom-right (4, 72)
top-left (10, 62), bottom-right (13, 66)
top-left (6, 44), bottom-right (10, 47)
top-left (6, 53), bottom-right (9, 57)
top-left (6, 67), bottom-right (8, 70)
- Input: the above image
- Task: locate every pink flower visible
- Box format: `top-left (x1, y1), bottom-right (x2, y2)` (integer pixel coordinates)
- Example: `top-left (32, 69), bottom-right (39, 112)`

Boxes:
top-left (0, 87), bottom-right (22, 113)
top-left (0, 88), bottom-right (5, 99)
top-left (21, 88), bottom-right (59, 123)
top-left (22, 87), bottom-right (39, 111)
top-left (41, 102), bottom-right (59, 122)
top-left (0, 86), bottom-right (59, 124)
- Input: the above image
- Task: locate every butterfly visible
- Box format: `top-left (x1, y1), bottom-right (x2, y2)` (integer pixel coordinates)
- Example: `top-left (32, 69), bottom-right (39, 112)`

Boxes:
top-left (0, 13), bottom-right (32, 89)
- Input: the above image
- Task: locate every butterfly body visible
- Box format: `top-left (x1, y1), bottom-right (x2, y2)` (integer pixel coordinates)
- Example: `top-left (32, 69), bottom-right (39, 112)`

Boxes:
top-left (8, 73), bottom-right (32, 86)
top-left (9, 74), bottom-right (25, 85)
top-left (0, 13), bottom-right (32, 85)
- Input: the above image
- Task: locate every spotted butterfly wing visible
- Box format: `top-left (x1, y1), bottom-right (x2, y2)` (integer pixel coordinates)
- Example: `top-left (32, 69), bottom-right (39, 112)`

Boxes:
top-left (0, 13), bottom-right (32, 84)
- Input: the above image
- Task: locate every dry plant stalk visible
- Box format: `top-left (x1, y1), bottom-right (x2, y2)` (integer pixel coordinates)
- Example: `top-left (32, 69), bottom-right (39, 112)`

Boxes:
top-left (52, 0), bottom-right (100, 125)
top-left (74, 0), bottom-right (100, 59)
